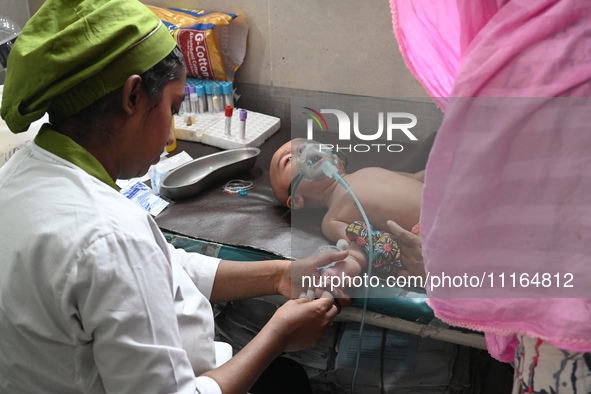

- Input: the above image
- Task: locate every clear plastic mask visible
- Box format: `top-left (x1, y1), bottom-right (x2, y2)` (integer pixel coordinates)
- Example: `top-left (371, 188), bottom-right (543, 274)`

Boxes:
top-left (292, 139), bottom-right (340, 182)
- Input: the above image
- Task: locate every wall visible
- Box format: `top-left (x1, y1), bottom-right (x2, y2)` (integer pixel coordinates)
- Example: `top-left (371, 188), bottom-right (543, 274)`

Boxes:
top-left (27, 0), bottom-right (44, 16)
top-left (142, 0), bottom-right (429, 99)
top-left (19, 0), bottom-right (429, 100)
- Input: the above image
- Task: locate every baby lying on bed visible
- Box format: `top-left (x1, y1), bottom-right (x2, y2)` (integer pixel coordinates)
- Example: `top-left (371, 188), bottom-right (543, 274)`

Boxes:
top-left (270, 138), bottom-right (425, 280)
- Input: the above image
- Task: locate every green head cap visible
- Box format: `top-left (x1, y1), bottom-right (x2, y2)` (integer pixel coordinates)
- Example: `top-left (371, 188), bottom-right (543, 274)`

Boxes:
top-left (1, 0), bottom-right (177, 133)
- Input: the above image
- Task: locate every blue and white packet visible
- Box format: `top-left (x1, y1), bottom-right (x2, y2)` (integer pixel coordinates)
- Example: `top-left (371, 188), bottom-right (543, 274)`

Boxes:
top-left (121, 181), bottom-right (169, 216)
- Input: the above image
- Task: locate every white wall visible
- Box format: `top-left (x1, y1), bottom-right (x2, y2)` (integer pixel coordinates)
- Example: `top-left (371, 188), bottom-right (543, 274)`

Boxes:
top-left (21, 0), bottom-right (429, 100)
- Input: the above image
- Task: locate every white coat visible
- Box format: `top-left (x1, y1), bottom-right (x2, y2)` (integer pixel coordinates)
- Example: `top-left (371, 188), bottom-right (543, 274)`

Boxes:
top-left (0, 141), bottom-right (222, 393)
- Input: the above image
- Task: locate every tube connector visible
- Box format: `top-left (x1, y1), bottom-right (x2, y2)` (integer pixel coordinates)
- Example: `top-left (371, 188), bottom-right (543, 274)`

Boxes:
top-left (320, 160), bottom-right (338, 179)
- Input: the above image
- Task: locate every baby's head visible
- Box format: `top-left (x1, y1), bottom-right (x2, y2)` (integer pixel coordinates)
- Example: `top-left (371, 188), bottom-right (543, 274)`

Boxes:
top-left (269, 139), bottom-right (298, 208)
top-left (269, 139), bottom-right (346, 209)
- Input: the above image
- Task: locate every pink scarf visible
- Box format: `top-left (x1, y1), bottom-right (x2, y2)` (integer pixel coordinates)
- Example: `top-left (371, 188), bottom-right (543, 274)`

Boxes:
top-left (391, 0), bottom-right (591, 362)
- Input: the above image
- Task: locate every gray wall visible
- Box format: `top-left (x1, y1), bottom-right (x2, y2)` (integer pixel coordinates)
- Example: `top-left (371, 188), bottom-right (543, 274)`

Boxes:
top-left (7, 0), bottom-right (430, 100)
top-left (143, 0), bottom-right (429, 99)
top-left (26, 0), bottom-right (43, 15)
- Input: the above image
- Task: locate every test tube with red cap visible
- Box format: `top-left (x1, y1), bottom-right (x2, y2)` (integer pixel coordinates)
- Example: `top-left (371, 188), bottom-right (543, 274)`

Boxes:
top-left (225, 106), bottom-right (233, 136)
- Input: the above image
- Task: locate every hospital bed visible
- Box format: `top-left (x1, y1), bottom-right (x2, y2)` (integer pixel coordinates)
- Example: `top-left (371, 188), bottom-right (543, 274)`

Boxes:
top-left (156, 120), bottom-right (485, 343)
top-left (156, 109), bottom-right (498, 393)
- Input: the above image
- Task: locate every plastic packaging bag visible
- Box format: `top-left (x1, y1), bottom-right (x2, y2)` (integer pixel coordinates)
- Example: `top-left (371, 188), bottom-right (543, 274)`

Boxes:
top-left (148, 6), bottom-right (248, 82)
top-left (0, 15), bottom-right (20, 70)
top-left (149, 150), bottom-right (193, 194)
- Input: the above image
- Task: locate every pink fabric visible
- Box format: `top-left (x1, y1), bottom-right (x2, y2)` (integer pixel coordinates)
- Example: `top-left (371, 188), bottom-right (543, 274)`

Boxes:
top-left (391, 0), bottom-right (591, 362)
top-left (389, 0), bottom-right (461, 109)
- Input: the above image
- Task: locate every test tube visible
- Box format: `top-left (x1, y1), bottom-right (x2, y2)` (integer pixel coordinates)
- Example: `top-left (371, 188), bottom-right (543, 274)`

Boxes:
top-left (205, 84), bottom-right (214, 113)
top-left (195, 85), bottom-right (206, 114)
top-left (239, 109), bottom-right (247, 139)
top-left (222, 82), bottom-right (234, 108)
top-left (212, 83), bottom-right (222, 113)
top-left (181, 85), bottom-right (190, 115)
top-left (189, 86), bottom-right (198, 115)
top-left (225, 105), bottom-right (233, 136)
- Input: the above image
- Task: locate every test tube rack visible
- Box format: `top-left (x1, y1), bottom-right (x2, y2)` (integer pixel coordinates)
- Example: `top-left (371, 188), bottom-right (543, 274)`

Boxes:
top-left (173, 109), bottom-right (281, 150)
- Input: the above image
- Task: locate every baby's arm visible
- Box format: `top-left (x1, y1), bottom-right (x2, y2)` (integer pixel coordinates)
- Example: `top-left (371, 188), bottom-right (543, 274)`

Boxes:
top-left (393, 169), bottom-right (425, 182)
top-left (321, 217), bottom-right (350, 243)
top-left (320, 219), bottom-right (368, 282)
top-left (410, 169), bottom-right (425, 182)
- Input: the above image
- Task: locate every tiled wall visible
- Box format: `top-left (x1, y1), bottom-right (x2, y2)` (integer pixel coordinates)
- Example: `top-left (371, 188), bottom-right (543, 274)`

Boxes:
top-left (21, 0), bottom-right (430, 100)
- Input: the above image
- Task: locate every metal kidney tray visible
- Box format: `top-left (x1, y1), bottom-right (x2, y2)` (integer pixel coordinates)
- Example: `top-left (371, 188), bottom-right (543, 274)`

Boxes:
top-left (159, 147), bottom-right (260, 200)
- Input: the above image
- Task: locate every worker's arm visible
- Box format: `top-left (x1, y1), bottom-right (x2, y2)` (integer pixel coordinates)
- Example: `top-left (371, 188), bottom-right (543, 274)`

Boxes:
top-left (209, 250), bottom-right (349, 303)
top-left (203, 293), bottom-right (339, 394)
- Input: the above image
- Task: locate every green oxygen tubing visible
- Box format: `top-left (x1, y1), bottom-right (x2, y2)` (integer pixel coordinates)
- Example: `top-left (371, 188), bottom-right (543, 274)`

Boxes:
top-left (291, 139), bottom-right (373, 394)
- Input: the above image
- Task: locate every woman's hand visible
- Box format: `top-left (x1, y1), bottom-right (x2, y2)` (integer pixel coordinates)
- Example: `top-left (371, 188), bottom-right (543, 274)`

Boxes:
top-left (268, 291), bottom-right (341, 352)
top-left (387, 220), bottom-right (426, 279)
top-left (203, 291), bottom-right (342, 393)
top-left (275, 251), bottom-right (351, 306)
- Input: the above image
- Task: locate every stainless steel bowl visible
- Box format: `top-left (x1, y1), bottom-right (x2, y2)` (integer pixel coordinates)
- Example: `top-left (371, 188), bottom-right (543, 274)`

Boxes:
top-left (159, 147), bottom-right (260, 199)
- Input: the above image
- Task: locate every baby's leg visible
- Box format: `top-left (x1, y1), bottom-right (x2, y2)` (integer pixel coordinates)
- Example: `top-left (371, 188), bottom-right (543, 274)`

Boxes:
top-left (321, 243), bottom-right (369, 291)
top-left (323, 254), bottom-right (365, 279)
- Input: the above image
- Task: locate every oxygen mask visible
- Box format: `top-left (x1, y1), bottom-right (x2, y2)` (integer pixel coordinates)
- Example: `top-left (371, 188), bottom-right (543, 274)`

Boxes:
top-left (294, 139), bottom-right (341, 181)
top-left (289, 139), bottom-right (344, 200)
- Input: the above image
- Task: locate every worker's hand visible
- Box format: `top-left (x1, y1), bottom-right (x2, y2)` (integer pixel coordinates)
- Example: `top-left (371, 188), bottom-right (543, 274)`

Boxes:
top-left (275, 250), bottom-right (351, 307)
top-left (387, 220), bottom-right (426, 279)
top-left (268, 291), bottom-right (341, 352)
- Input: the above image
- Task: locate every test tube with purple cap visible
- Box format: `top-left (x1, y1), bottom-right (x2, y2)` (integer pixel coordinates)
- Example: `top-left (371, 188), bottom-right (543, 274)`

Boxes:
top-left (239, 109), bottom-right (247, 139)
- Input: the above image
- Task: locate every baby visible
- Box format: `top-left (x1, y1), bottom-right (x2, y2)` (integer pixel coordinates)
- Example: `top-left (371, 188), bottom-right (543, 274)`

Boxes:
top-left (270, 139), bottom-right (424, 280)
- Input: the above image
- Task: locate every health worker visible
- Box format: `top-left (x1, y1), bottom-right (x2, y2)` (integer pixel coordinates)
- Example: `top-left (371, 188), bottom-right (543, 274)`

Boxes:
top-left (0, 0), bottom-right (347, 393)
